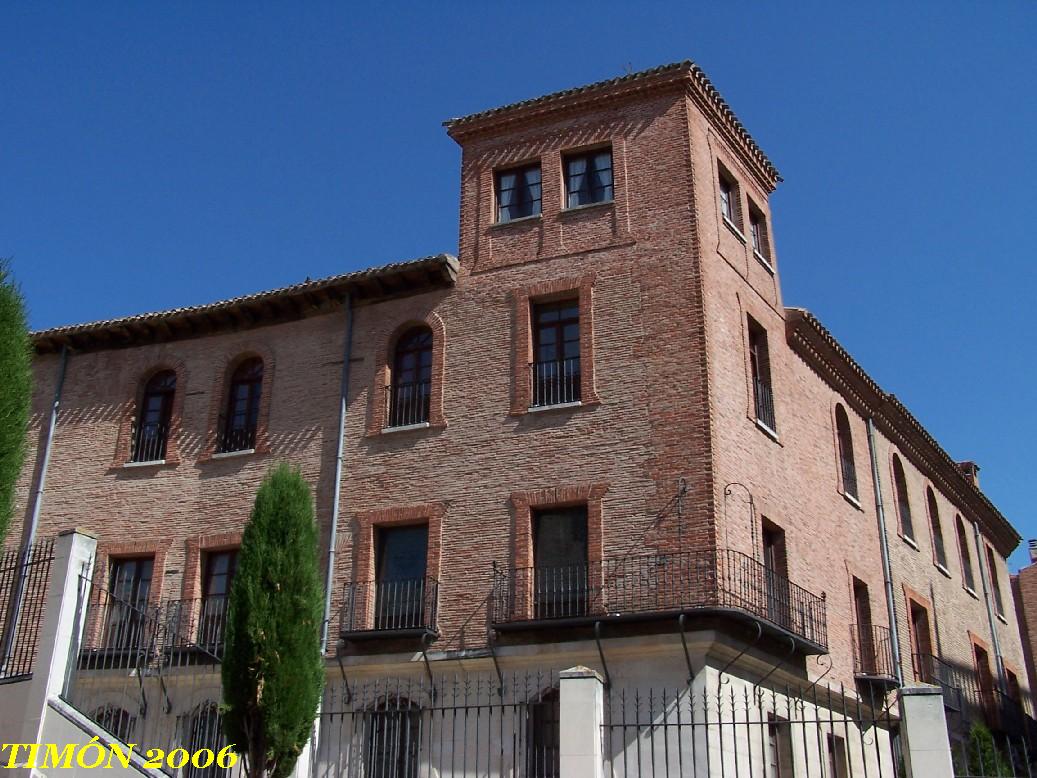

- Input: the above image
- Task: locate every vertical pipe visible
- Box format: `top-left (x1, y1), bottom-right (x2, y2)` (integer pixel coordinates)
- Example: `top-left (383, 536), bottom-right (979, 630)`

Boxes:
top-left (1, 344), bottom-right (68, 670)
top-left (865, 417), bottom-right (905, 686)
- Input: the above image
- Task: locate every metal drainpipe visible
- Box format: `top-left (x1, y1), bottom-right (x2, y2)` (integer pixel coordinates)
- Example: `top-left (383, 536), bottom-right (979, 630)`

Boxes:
top-left (973, 519), bottom-right (1006, 691)
top-left (866, 417), bottom-right (905, 686)
top-left (0, 344), bottom-right (68, 669)
top-left (321, 293), bottom-right (353, 654)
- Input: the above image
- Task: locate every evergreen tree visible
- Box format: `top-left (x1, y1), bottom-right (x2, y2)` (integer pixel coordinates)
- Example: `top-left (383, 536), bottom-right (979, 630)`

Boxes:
top-left (222, 464), bottom-right (325, 778)
top-left (0, 260), bottom-right (32, 546)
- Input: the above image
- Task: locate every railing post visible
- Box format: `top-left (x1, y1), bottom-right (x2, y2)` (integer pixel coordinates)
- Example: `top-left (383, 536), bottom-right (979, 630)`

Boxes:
top-left (559, 665), bottom-right (605, 778)
top-left (898, 684), bottom-right (954, 778)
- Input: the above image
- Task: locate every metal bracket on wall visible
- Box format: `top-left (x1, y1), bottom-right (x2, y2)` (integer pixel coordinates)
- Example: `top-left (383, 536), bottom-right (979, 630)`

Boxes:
top-left (420, 632), bottom-right (436, 701)
top-left (335, 644), bottom-right (352, 703)
top-left (487, 629), bottom-right (505, 698)
top-left (593, 621), bottom-right (612, 690)
top-left (754, 635), bottom-right (796, 701)
top-left (718, 621), bottom-right (763, 684)
top-left (678, 613), bottom-right (696, 686)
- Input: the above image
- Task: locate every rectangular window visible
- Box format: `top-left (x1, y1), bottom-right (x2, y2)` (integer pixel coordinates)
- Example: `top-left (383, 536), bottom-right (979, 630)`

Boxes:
top-left (718, 165), bottom-right (741, 229)
top-left (909, 602), bottom-right (934, 680)
top-left (1007, 668), bottom-right (1021, 702)
top-left (827, 733), bottom-right (848, 778)
top-left (533, 506), bottom-right (589, 619)
top-left (766, 714), bottom-right (794, 778)
top-left (375, 525), bottom-right (430, 630)
top-left (987, 546), bottom-right (1005, 617)
top-left (956, 520), bottom-right (976, 591)
top-left (564, 148), bottom-right (613, 208)
top-left (531, 299), bottom-right (581, 407)
top-left (748, 200), bottom-right (770, 262)
top-left (762, 520), bottom-right (790, 629)
top-left (748, 316), bottom-right (776, 432)
top-left (106, 557), bottom-right (154, 650)
top-left (852, 578), bottom-right (876, 675)
top-left (199, 549), bottom-right (237, 648)
top-left (497, 163), bottom-right (542, 222)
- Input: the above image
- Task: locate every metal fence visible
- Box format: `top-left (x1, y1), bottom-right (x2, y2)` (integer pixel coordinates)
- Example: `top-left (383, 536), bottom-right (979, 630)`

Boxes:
top-left (491, 549), bottom-right (827, 649)
top-left (0, 539), bottom-right (54, 681)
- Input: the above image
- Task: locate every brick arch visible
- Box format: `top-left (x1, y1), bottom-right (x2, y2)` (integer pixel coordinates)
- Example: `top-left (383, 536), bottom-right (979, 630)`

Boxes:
top-left (112, 358), bottom-right (189, 466)
top-left (367, 314), bottom-right (447, 434)
top-left (201, 343), bottom-right (276, 458)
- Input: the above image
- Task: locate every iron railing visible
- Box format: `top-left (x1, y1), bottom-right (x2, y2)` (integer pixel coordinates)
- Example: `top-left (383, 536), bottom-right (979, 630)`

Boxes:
top-left (851, 623), bottom-right (896, 680)
top-left (0, 539), bottom-right (54, 680)
top-left (385, 381), bottom-right (432, 428)
top-left (841, 450), bottom-right (859, 498)
top-left (130, 420), bottom-right (170, 462)
top-left (216, 415), bottom-right (257, 453)
top-left (531, 357), bottom-right (581, 408)
top-left (340, 578), bottom-right (439, 634)
top-left (491, 549), bottom-right (827, 649)
top-left (165, 596), bottom-right (231, 657)
top-left (753, 378), bottom-right (776, 431)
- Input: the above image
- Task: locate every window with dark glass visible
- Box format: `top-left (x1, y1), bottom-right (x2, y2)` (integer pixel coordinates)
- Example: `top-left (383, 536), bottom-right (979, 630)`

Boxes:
top-left (199, 550), bottom-right (237, 648)
top-left (527, 688), bottom-right (560, 778)
top-left (533, 507), bottom-right (588, 619)
top-left (366, 697), bottom-right (420, 778)
top-left (1007, 668), bottom-right (1021, 702)
top-left (91, 705), bottom-right (136, 742)
top-left (748, 316), bottom-right (776, 431)
top-left (892, 455), bottom-right (915, 540)
top-left (987, 546), bottom-right (1005, 616)
top-left (496, 163), bottom-right (542, 222)
top-left (105, 557), bottom-right (154, 650)
top-left (909, 602), bottom-right (934, 681)
top-left (718, 165), bottom-right (741, 229)
top-left (826, 733), bottom-right (848, 778)
top-left (974, 643), bottom-right (996, 723)
top-left (748, 200), bottom-right (770, 261)
top-left (219, 357), bottom-right (263, 453)
top-left (852, 577), bottom-right (876, 674)
top-left (182, 702), bottom-right (223, 778)
top-left (762, 519), bottom-right (790, 629)
top-left (375, 525), bottom-right (429, 630)
top-left (835, 405), bottom-right (858, 500)
top-left (956, 517), bottom-right (976, 591)
top-left (564, 148), bottom-right (613, 208)
top-left (132, 370), bottom-right (176, 462)
top-left (531, 299), bottom-right (580, 407)
top-left (928, 488), bottom-right (947, 569)
top-left (766, 713), bottom-right (793, 778)
top-left (388, 327), bottom-right (433, 428)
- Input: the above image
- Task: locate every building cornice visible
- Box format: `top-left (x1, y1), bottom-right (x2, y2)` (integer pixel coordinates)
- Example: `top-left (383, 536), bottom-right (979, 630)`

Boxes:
top-left (785, 307), bottom-right (1020, 556)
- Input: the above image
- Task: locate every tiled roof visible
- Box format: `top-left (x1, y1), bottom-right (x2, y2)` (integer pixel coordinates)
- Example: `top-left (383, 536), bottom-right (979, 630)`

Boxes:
top-left (32, 254), bottom-right (459, 353)
top-left (445, 61), bottom-right (781, 186)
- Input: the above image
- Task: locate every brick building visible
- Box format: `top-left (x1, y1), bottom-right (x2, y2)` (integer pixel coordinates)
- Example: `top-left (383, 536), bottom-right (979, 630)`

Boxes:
top-left (3, 61), bottom-right (1027, 773)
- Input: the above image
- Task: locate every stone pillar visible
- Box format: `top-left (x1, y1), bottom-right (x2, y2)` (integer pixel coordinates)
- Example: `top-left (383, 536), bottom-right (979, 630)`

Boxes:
top-left (559, 665), bottom-right (605, 778)
top-left (18, 529), bottom-right (97, 746)
top-left (898, 684), bottom-right (954, 778)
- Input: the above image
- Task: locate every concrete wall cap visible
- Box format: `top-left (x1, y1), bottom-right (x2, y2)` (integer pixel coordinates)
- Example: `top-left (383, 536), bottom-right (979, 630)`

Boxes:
top-left (900, 684), bottom-right (945, 697)
top-left (57, 527), bottom-right (98, 539)
top-left (560, 666), bottom-right (605, 681)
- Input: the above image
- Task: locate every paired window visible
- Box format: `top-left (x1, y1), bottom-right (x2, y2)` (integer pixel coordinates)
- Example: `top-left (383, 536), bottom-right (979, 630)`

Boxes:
top-left (718, 165), bottom-right (741, 230)
top-left (104, 557), bottom-right (154, 650)
top-left (564, 149), bottom-right (613, 208)
top-left (987, 546), bottom-right (1005, 617)
top-left (892, 455), bottom-right (915, 540)
top-left (531, 299), bottom-right (581, 407)
top-left (533, 506), bottom-right (589, 619)
top-left (374, 524), bottom-right (430, 630)
top-left (835, 405), bottom-right (858, 500)
top-left (496, 164), bottom-right (542, 223)
top-left (132, 370), bottom-right (176, 462)
top-left (956, 517), bottom-right (976, 591)
top-left (747, 316), bottom-right (776, 432)
top-left (219, 357), bottom-right (264, 453)
top-left (927, 488), bottom-right (948, 569)
top-left (388, 327), bottom-right (433, 428)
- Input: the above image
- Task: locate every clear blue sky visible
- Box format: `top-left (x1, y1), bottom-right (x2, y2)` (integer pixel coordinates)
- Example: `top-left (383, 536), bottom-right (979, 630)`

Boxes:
top-left (3, 4), bottom-right (1034, 567)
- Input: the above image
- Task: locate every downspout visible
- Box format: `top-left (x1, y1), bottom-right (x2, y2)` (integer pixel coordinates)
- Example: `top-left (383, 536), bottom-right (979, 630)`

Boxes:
top-left (321, 293), bottom-right (353, 654)
top-left (866, 417), bottom-right (904, 686)
top-left (973, 520), bottom-right (1006, 690)
top-left (1, 344), bottom-right (68, 669)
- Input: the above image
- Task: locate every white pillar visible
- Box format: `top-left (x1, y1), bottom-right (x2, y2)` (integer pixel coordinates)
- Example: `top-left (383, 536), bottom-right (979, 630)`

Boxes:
top-left (18, 529), bottom-right (97, 746)
top-left (559, 665), bottom-right (604, 778)
top-left (898, 684), bottom-right (954, 778)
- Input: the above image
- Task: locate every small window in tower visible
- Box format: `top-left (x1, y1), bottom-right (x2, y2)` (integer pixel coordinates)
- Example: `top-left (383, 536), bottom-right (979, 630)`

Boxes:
top-left (564, 148), bottom-right (613, 208)
top-left (496, 163), bottom-right (542, 223)
top-left (718, 164), bottom-right (741, 231)
top-left (748, 199), bottom-right (772, 268)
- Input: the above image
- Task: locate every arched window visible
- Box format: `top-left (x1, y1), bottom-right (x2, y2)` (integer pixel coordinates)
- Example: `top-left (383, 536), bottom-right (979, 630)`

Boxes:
top-left (892, 455), bottom-right (914, 540)
top-left (527, 687), bottom-right (560, 778)
top-left (927, 488), bottom-right (947, 568)
top-left (219, 357), bottom-right (263, 452)
top-left (388, 328), bottom-right (432, 428)
top-left (181, 702), bottom-right (223, 778)
top-left (835, 405), bottom-right (858, 499)
top-left (132, 370), bottom-right (176, 462)
top-left (365, 697), bottom-right (420, 778)
top-left (956, 516), bottom-right (976, 591)
top-left (91, 704), bottom-right (136, 742)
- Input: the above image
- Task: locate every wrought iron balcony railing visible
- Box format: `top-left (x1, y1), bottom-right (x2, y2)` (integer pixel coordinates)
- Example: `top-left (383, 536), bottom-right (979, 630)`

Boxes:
top-left (851, 623), bottom-right (896, 681)
top-left (340, 578), bottom-right (439, 636)
top-left (531, 357), bottom-right (581, 408)
top-left (385, 381), bottom-right (432, 428)
top-left (130, 421), bottom-right (170, 463)
top-left (216, 415), bottom-right (257, 453)
top-left (490, 549), bottom-right (827, 650)
top-left (164, 597), bottom-right (231, 657)
top-left (912, 652), bottom-right (1030, 735)
top-left (753, 378), bottom-right (776, 431)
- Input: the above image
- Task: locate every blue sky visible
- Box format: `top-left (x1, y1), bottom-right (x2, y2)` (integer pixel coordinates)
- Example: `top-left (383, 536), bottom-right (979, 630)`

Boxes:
top-left (2, 3), bottom-right (1034, 568)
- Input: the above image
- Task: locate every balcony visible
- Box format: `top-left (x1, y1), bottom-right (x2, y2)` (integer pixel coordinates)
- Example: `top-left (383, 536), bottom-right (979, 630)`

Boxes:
top-left (216, 416), bottom-right (257, 454)
top-left (753, 378), bottom-right (776, 432)
top-left (851, 623), bottom-right (897, 687)
top-left (490, 549), bottom-right (827, 653)
top-left (164, 597), bottom-right (231, 660)
top-left (385, 381), bottom-right (431, 428)
top-left (913, 652), bottom-right (1030, 736)
top-left (339, 578), bottom-right (439, 642)
top-left (130, 420), bottom-right (169, 463)
top-left (531, 357), bottom-right (581, 408)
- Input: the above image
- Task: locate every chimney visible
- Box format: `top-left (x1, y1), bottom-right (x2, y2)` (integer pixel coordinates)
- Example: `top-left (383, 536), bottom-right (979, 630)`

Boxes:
top-left (957, 460), bottom-right (980, 488)
top-left (1030, 539), bottom-right (1037, 565)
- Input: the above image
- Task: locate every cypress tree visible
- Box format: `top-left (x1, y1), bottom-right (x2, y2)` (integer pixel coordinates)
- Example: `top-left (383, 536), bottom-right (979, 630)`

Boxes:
top-left (0, 260), bottom-right (32, 546)
top-left (222, 463), bottom-right (325, 778)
